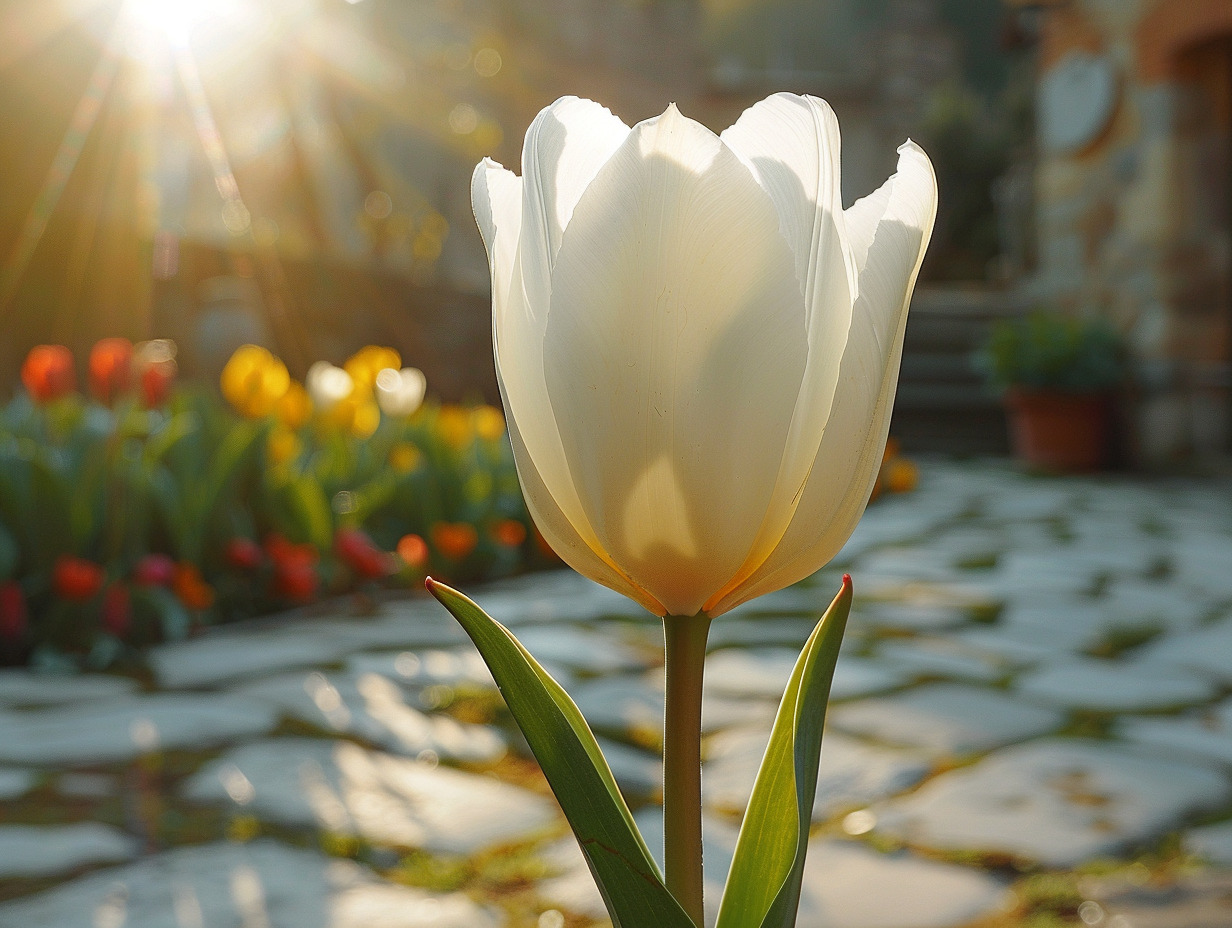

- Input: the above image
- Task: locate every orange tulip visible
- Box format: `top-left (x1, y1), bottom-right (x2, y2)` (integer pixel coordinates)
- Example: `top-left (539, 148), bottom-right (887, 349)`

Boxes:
top-left (396, 534), bottom-right (429, 569)
top-left (173, 563), bottom-right (215, 611)
top-left (21, 345), bottom-right (75, 403)
top-left (431, 522), bottom-right (478, 560)
top-left (88, 338), bottom-right (133, 404)
top-left (491, 519), bottom-right (527, 548)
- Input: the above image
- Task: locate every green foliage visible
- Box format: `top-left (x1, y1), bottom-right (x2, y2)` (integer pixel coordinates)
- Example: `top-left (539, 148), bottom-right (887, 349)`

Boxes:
top-left (432, 577), bottom-right (854, 928)
top-left (717, 579), bottom-right (851, 928)
top-left (0, 368), bottom-right (546, 669)
top-left (975, 311), bottom-right (1125, 393)
top-left (428, 580), bottom-right (696, 928)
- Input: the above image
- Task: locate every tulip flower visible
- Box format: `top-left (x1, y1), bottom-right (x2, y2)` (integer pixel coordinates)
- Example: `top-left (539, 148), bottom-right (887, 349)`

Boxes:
top-left (221, 345), bottom-right (290, 418)
top-left (53, 556), bottom-right (104, 601)
top-left (462, 93), bottom-right (937, 926)
top-left (21, 345), bottom-right (76, 404)
top-left (0, 582), bottom-right (26, 640)
top-left (133, 553), bottom-right (177, 587)
top-left (88, 338), bottom-right (133, 404)
top-left (344, 346), bottom-right (401, 392)
top-left (474, 93), bottom-right (935, 620)
top-left (133, 339), bottom-right (177, 409)
top-left (374, 366), bottom-right (427, 419)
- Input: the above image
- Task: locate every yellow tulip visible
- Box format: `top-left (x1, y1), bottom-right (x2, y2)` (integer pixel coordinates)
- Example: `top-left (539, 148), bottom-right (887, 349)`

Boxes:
top-left (220, 345), bottom-right (290, 418)
top-left (276, 381), bottom-right (313, 430)
top-left (344, 346), bottom-right (401, 391)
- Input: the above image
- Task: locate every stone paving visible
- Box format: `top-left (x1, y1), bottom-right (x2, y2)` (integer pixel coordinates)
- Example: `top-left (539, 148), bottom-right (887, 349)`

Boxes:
top-left (1, 459), bottom-right (1231, 927)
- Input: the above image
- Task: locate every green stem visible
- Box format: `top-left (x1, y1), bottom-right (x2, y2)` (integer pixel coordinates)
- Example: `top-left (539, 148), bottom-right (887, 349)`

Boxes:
top-left (662, 612), bottom-right (712, 927)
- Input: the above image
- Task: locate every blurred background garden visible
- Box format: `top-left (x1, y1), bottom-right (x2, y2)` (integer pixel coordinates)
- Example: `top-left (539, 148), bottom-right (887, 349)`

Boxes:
top-left (1, 1), bottom-right (1232, 927)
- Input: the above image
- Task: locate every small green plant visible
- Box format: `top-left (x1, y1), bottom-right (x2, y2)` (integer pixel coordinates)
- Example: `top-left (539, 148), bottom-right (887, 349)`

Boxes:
top-left (975, 311), bottom-right (1124, 393)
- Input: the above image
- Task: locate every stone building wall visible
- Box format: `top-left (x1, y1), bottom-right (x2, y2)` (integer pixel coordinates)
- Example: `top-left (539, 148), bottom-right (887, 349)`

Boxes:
top-left (1030, 0), bottom-right (1232, 462)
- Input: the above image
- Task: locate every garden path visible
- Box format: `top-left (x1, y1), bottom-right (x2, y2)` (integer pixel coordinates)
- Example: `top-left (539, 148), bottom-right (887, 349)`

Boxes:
top-left (1, 459), bottom-right (1231, 927)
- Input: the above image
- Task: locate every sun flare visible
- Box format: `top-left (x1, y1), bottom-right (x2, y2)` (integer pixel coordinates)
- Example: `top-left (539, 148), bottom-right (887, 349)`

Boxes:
top-left (124, 0), bottom-right (239, 46)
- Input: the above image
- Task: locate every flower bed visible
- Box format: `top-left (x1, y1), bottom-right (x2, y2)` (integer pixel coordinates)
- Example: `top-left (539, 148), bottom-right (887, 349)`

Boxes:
top-left (0, 340), bottom-right (548, 669)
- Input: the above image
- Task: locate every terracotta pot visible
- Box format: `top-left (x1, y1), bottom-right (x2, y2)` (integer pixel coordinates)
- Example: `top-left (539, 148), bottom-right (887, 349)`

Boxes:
top-left (1004, 389), bottom-right (1111, 473)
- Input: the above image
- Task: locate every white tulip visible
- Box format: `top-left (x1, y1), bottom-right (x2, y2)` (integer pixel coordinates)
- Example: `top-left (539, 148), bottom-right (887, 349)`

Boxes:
top-left (375, 366), bottom-right (428, 418)
top-left (472, 94), bottom-right (936, 618)
top-left (306, 361), bottom-right (353, 413)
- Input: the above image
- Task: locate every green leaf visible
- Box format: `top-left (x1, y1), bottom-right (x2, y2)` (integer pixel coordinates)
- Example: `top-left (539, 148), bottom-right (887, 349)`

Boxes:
top-left (427, 580), bottom-right (696, 928)
top-left (715, 576), bottom-right (853, 928)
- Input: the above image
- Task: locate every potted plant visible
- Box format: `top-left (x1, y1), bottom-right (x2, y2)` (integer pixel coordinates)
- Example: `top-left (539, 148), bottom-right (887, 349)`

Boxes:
top-left (976, 310), bottom-right (1124, 472)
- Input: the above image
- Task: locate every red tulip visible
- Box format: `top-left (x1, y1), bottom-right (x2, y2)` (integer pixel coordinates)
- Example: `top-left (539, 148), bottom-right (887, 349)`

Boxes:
top-left (88, 338), bottom-right (133, 404)
top-left (21, 345), bottom-right (75, 404)
top-left (334, 528), bottom-right (390, 580)
top-left (0, 583), bottom-right (26, 640)
top-left (225, 537), bottom-right (264, 571)
top-left (133, 340), bottom-right (177, 409)
top-left (53, 556), bottom-right (104, 600)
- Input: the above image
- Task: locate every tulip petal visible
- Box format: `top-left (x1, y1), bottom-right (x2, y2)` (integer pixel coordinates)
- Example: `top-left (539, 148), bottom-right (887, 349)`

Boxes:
top-left (519, 96), bottom-right (630, 292)
top-left (480, 110), bottom-right (634, 596)
top-left (708, 140), bottom-right (937, 616)
top-left (502, 409), bottom-right (667, 615)
top-left (472, 158), bottom-right (522, 308)
top-left (542, 104), bottom-right (808, 617)
top-left (707, 94), bottom-right (859, 609)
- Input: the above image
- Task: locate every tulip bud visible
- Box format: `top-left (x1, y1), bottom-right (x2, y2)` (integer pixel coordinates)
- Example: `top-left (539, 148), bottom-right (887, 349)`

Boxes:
top-left (133, 553), bottom-right (177, 587)
top-left (88, 338), bottom-right (133, 404)
top-left (0, 582), bottom-right (27, 640)
top-left (334, 528), bottom-right (391, 580)
top-left (305, 361), bottom-right (353, 415)
top-left (472, 94), bottom-right (936, 616)
top-left (221, 345), bottom-right (290, 418)
top-left (225, 537), bottom-right (264, 571)
top-left (133, 339), bottom-right (177, 409)
top-left (374, 367), bottom-right (427, 419)
top-left (431, 522), bottom-right (478, 561)
top-left (53, 556), bottom-right (104, 601)
top-left (21, 345), bottom-right (76, 404)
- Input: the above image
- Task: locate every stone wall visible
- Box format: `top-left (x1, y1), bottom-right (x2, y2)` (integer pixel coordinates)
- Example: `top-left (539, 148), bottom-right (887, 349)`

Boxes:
top-left (1030, 0), bottom-right (1231, 463)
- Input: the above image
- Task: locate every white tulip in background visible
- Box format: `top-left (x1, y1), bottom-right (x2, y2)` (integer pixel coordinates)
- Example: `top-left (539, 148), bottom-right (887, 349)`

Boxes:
top-left (375, 366), bottom-right (428, 418)
top-left (473, 93), bottom-right (937, 619)
top-left (305, 360), bottom-right (353, 413)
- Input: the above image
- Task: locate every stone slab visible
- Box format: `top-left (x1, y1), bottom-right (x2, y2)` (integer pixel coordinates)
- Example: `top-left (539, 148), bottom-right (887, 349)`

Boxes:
top-left (797, 840), bottom-right (1013, 928)
top-left (0, 767), bottom-right (35, 799)
top-left (183, 738), bottom-right (556, 855)
top-left (1016, 657), bottom-right (1218, 712)
top-left (233, 670), bottom-right (506, 763)
top-left (1118, 698), bottom-right (1232, 767)
top-left (875, 739), bottom-right (1231, 866)
top-left (0, 840), bottom-right (502, 928)
top-left (1138, 618), bottom-right (1232, 685)
top-left (704, 727), bottom-right (931, 821)
top-left (507, 625), bottom-right (647, 675)
top-left (0, 824), bottom-right (138, 878)
top-left (828, 683), bottom-right (1064, 755)
top-left (1083, 870), bottom-right (1232, 928)
top-left (0, 669), bottom-right (138, 707)
top-left (874, 638), bottom-right (1010, 684)
top-left (344, 649), bottom-right (494, 691)
top-left (1184, 820), bottom-right (1232, 864)
top-left (0, 694), bottom-right (278, 766)
top-left (149, 631), bottom-right (347, 689)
